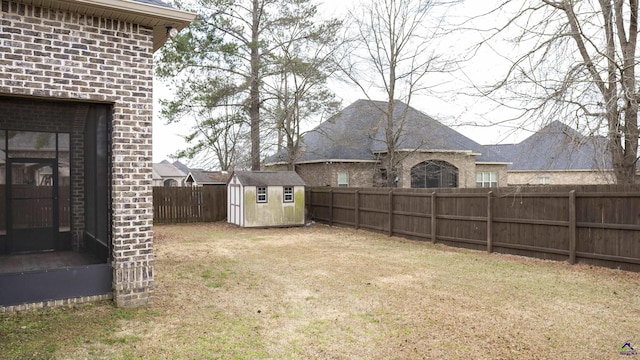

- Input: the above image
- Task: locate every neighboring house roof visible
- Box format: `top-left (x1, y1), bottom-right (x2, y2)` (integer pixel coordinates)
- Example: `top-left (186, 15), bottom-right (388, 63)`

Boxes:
top-left (486, 121), bottom-right (611, 171)
top-left (186, 169), bottom-right (231, 185)
top-left (24, 0), bottom-right (196, 51)
top-left (264, 99), bottom-right (507, 165)
top-left (153, 162), bottom-right (187, 177)
top-left (231, 171), bottom-right (306, 186)
top-left (171, 160), bottom-right (192, 174)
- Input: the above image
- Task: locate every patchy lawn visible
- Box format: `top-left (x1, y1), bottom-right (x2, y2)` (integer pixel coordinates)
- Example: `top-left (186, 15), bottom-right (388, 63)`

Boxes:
top-left (2, 222), bottom-right (639, 359)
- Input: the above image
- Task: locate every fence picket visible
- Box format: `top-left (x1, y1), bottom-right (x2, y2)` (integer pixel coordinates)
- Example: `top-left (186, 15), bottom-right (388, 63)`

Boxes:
top-left (307, 186), bottom-right (640, 272)
top-left (153, 186), bottom-right (226, 223)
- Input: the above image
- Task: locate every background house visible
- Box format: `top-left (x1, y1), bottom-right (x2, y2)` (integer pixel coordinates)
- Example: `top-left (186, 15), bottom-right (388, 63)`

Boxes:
top-left (0, 0), bottom-right (194, 310)
top-left (487, 121), bottom-right (623, 185)
top-left (153, 160), bottom-right (189, 186)
top-left (265, 99), bottom-right (509, 189)
top-left (228, 171), bottom-right (306, 228)
top-left (265, 100), bottom-right (638, 188)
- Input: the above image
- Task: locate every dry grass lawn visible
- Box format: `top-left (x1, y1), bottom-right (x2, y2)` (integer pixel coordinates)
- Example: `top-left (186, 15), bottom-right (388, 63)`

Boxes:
top-left (2, 222), bottom-right (640, 359)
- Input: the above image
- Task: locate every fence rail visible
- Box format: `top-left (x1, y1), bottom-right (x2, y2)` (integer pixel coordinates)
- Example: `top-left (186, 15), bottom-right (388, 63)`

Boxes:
top-left (153, 186), bottom-right (227, 223)
top-left (306, 185), bottom-right (640, 271)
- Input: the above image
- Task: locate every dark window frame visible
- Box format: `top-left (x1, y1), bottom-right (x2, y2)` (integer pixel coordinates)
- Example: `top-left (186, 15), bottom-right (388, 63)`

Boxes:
top-left (410, 160), bottom-right (459, 188)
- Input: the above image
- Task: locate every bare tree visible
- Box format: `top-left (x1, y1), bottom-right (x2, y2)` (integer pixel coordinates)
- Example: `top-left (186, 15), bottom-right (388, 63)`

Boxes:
top-left (468, 0), bottom-right (640, 184)
top-left (342, 0), bottom-right (454, 187)
top-left (262, 0), bottom-right (343, 170)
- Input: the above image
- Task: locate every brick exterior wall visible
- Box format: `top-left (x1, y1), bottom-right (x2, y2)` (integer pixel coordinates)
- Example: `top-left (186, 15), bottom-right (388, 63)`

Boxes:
top-left (273, 153), bottom-right (491, 189)
top-left (272, 162), bottom-right (378, 187)
top-left (507, 170), bottom-right (616, 186)
top-left (475, 163), bottom-right (510, 188)
top-left (1, 1), bottom-right (155, 307)
top-left (396, 151), bottom-right (478, 188)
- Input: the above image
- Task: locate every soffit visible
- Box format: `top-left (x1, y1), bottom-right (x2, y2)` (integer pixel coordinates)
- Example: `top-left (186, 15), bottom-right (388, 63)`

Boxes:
top-left (15, 0), bottom-right (196, 51)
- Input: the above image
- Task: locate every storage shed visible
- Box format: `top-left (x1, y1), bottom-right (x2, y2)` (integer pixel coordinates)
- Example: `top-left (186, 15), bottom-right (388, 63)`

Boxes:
top-left (228, 171), bottom-right (306, 227)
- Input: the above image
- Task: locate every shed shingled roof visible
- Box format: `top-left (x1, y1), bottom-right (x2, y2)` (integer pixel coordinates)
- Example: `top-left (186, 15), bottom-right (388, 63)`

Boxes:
top-left (186, 170), bottom-right (231, 185)
top-left (232, 171), bottom-right (306, 186)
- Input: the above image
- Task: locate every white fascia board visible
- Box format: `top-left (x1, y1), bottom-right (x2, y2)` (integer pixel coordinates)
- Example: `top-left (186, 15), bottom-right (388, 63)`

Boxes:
top-left (475, 161), bottom-right (512, 165)
top-left (83, 0), bottom-right (192, 21)
top-left (375, 149), bottom-right (480, 156)
top-left (264, 159), bottom-right (379, 166)
top-left (507, 169), bottom-right (610, 173)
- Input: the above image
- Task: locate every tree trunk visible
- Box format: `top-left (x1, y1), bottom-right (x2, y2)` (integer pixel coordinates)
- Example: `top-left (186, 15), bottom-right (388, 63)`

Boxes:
top-left (250, 0), bottom-right (261, 171)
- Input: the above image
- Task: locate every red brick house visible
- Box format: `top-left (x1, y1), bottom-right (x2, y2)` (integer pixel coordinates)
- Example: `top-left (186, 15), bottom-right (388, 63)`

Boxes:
top-left (0, 0), bottom-right (194, 310)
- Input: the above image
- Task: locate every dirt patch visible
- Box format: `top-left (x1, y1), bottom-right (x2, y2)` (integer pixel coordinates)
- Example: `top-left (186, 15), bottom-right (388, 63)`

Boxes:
top-left (3, 222), bottom-right (640, 359)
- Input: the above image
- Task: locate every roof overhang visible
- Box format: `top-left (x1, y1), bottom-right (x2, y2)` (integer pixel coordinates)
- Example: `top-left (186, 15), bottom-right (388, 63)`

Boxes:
top-left (265, 159), bottom-right (379, 166)
top-left (475, 161), bottom-right (512, 166)
top-left (374, 149), bottom-right (481, 156)
top-left (507, 169), bottom-right (612, 173)
top-left (17, 0), bottom-right (196, 51)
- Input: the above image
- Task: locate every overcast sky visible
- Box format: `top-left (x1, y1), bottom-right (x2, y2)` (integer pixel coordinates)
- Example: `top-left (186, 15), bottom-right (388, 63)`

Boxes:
top-left (152, 0), bottom-right (523, 165)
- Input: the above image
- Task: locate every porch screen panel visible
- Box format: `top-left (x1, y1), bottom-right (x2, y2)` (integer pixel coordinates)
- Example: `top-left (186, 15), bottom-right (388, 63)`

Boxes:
top-left (58, 133), bottom-right (70, 232)
top-left (84, 105), bottom-right (110, 248)
top-left (0, 130), bottom-right (5, 236)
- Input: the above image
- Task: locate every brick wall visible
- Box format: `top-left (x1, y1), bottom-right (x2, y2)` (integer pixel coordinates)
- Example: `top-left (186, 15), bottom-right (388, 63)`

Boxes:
top-left (399, 152), bottom-right (478, 188)
top-left (1, 1), bottom-right (155, 307)
top-left (507, 170), bottom-right (616, 186)
top-left (288, 162), bottom-right (377, 187)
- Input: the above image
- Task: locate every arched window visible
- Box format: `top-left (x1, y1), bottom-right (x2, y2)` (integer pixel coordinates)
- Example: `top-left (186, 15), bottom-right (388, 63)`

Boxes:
top-left (164, 179), bottom-right (178, 187)
top-left (411, 160), bottom-right (458, 188)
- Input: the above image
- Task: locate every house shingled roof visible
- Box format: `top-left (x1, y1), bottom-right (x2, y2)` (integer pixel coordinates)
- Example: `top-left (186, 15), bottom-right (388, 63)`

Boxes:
top-left (264, 99), bottom-right (508, 165)
top-left (232, 171), bottom-right (306, 187)
top-left (153, 162), bottom-right (186, 177)
top-left (486, 121), bottom-right (611, 171)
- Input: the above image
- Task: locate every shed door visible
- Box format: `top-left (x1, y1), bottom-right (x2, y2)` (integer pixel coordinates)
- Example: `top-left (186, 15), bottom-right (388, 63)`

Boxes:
top-left (229, 184), bottom-right (242, 226)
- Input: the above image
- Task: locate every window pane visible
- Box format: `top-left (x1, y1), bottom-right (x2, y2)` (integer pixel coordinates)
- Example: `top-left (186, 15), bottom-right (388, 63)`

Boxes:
top-left (257, 187), bottom-right (267, 202)
top-left (8, 131), bottom-right (57, 159)
top-left (284, 187), bottom-right (293, 202)
top-left (337, 172), bottom-right (348, 186)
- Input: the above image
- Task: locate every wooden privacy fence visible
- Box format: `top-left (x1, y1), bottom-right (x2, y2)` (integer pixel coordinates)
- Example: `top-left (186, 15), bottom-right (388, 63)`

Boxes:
top-left (153, 186), bottom-right (227, 223)
top-left (306, 185), bottom-right (640, 271)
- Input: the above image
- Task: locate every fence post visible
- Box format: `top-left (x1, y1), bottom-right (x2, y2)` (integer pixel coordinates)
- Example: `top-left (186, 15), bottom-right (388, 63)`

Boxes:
top-left (487, 191), bottom-right (493, 253)
top-left (388, 190), bottom-right (393, 236)
top-left (355, 190), bottom-right (360, 230)
top-left (431, 192), bottom-right (437, 244)
top-left (569, 190), bottom-right (577, 264)
top-left (329, 189), bottom-right (334, 227)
